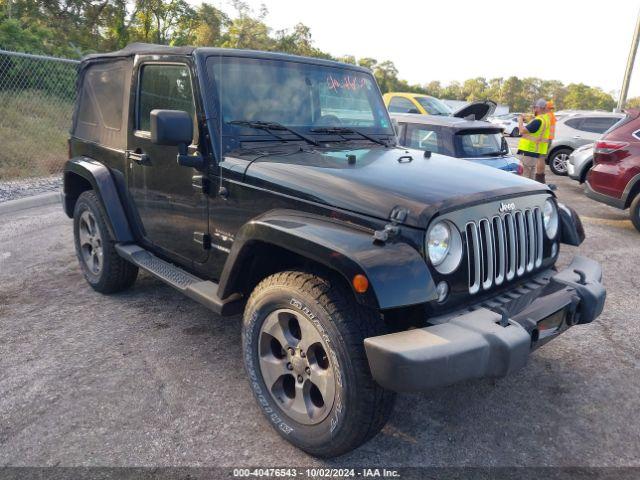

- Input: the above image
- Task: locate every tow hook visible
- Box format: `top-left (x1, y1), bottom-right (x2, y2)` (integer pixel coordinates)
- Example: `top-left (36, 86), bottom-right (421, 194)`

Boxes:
top-left (573, 269), bottom-right (587, 285)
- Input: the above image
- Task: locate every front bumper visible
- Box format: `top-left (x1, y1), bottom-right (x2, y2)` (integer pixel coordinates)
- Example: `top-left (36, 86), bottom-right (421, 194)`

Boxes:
top-left (364, 256), bottom-right (606, 393)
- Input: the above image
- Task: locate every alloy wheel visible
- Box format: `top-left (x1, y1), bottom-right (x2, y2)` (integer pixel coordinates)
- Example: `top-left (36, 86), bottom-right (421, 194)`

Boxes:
top-left (553, 153), bottom-right (569, 174)
top-left (258, 308), bottom-right (336, 425)
top-left (78, 210), bottom-right (103, 275)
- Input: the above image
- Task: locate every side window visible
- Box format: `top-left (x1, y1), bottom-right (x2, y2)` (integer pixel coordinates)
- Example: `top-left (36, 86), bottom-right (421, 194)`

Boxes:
top-left (578, 117), bottom-right (621, 134)
top-left (138, 64), bottom-right (195, 132)
top-left (388, 96), bottom-right (418, 113)
top-left (406, 125), bottom-right (441, 153)
top-left (74, 60), bottom-right (130, 149)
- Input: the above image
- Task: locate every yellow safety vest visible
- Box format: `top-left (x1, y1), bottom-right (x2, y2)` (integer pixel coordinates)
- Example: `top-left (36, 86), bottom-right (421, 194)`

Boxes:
top-left (517, 114), bottom-right (550, 156)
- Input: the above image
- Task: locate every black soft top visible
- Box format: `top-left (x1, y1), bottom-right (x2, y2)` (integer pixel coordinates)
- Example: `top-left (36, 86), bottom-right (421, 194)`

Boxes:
top-left (81, 43), bottom-right (195, 63)
top-left (80, 42), bottom-right (371, 73)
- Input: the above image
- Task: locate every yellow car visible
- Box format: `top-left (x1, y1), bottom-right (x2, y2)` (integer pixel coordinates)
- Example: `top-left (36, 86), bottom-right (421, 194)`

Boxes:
top-left (383, 92), bottom-right (453, 116)
top-left (384, 92), bottom-right (496, 120)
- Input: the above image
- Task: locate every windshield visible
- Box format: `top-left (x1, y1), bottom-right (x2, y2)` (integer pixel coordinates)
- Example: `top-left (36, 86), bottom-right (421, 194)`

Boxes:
top-left (207, 57), bottom-right (393, 135)
top-left (415, 96), bottom-right (452, 116)
top-left (456, 131), bottom-right (505, 157)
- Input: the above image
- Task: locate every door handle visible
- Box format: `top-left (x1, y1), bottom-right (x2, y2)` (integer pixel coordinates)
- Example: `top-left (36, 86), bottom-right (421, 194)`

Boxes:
top-left (127, 151), bottom-right (151, 166)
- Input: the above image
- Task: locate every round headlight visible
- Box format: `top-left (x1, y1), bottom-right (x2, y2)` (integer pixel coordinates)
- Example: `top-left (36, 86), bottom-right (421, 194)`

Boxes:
top-left (426, 221), bottom-right (463, 274)
top-left (427, 222), bottom-right (451, 266)
top-left (543, 199), bottom-right (559, 238)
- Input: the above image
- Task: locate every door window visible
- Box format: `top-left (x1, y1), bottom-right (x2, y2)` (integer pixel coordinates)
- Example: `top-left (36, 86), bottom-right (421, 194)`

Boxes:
top-left (564, 117), bottom-right (583, 130)
top-left (406, 125), bottom-right (442, 153)
top-left (137, 64), bottom-right (195, 132)
top-left (388, 96), bottom-right (419, 113)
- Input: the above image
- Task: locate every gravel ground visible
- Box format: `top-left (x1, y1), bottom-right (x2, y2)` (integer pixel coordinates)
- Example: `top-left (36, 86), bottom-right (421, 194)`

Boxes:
top-left (0, 167), bottom-right (639, 468)
top-left (0, 175), bottom-right (62, 203)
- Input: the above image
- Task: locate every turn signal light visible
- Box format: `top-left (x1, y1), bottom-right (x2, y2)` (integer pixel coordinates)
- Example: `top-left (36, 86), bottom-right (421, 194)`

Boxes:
top-left (352, 274), bottom-right (369, 293)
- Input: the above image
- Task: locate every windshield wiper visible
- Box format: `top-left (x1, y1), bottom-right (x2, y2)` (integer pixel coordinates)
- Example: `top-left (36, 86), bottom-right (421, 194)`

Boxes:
top-left (310, 127), bottom-right (389, 147)
top-left (230, 120), bottom-right (319, 146)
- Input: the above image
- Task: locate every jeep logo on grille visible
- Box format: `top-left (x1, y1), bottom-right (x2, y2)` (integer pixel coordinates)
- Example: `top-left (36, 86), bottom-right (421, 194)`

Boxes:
top-left (499, 202), bottom-right (516, 213)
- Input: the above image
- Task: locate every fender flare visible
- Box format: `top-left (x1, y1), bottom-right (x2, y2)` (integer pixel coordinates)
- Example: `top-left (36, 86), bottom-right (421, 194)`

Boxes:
top-left (63, 157), bottom-right (134, 243)
top-left (218, 210), bottom-right (437, 310)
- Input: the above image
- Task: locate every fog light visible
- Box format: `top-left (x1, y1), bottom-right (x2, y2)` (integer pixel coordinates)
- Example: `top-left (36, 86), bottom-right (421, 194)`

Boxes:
top-left (436, 281), bottom-right (449, 303)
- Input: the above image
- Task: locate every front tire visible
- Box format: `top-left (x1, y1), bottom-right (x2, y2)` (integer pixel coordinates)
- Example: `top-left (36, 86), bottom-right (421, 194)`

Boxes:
top-left (549, 148), bottom-right (572, 176)
top-left (73, 190), bottom-right (138, 293)
top-left (242, 271), bottom-right (395, 457)
top-left (630, 194), bottom-right (640, 233)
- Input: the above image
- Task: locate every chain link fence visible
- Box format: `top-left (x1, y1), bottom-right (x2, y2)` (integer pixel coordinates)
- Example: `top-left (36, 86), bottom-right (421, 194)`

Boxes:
top-left (0, 50), bottom-right (79, 202)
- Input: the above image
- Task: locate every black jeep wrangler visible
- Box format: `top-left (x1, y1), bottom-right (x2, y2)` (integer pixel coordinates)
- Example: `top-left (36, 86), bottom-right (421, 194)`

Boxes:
top-left (63, 43), bottom-right (606, 457)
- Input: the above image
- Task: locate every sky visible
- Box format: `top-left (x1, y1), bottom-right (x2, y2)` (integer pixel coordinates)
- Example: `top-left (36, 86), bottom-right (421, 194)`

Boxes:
top-left (200, 0), bottom-right (640, 99)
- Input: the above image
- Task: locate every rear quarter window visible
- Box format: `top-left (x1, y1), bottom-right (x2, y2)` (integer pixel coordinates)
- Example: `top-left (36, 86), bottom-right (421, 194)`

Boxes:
top-left (74, 60), bottom-right (131, 149)
top-left (578, 117), bottom-right (621, 134)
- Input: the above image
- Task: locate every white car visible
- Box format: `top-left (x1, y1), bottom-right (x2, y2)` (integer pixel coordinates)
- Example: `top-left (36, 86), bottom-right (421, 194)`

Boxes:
top-left (489, 113), bottom-right (522, 137)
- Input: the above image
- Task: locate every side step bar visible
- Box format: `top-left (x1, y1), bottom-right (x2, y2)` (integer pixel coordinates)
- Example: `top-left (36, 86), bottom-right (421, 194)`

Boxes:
top-left (115, 243), bottom-right (243, 316)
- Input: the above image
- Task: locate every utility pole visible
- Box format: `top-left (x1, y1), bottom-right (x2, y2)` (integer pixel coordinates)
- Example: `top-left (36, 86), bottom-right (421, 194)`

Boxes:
top-left (618, 8), bottom-right (640, 111)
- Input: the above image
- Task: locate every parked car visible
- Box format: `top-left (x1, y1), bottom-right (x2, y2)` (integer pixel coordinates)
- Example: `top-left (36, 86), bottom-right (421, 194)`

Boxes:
top-left (547, 112), bottom-right (624, 176)
top-left (567, 144), bottom-right (594, 183)
top-left (391, 113), bottom-right (522, 173)
top-left (63, 43), bottom-right (606, 457)
top-left (384, 92), bottom-right (496, 120)
top-left (586, 110), bottom-right (640, 232)
top-left (489, 113), bottom-right (523, 137)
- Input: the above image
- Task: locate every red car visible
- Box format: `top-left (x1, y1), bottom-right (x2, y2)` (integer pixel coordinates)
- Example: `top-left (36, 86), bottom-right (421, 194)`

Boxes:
top-left (586, 109), bottom-right (640, 232)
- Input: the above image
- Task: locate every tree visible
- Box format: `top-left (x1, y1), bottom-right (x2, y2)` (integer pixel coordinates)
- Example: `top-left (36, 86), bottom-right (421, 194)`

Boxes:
top-left (441, 81), bottom-right (463, 100)
top-left (129, 0), bottom-right (195, 45)
top-left (275, 23), bottom-right (329, 58)
top-left (564, 83), bottom-right (615, 111)
top-left (221, 0), bottom-right (272, 50)
top-left (423, 80), bottom-right (442, 98)
top-left (462, 77), bottom-right (489, 101)
top-left (626, 97), bottom-right (640, 109)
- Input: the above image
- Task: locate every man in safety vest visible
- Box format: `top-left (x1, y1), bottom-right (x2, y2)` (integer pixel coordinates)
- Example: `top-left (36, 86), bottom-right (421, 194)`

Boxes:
top-left (535, 100), bottom-right (556, 183)
top-left (516, 98), bottom-right (550, 181)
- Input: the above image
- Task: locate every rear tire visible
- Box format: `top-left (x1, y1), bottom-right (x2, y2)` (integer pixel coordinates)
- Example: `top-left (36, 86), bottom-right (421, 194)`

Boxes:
top-left (242, 271), bottom-right (395, 458)
top-left (73, 190), bottom-right (138, 293)
top-left (630, 194), bottom-right (640, 233)
top-left (549, 148), bottom-right (572, 176)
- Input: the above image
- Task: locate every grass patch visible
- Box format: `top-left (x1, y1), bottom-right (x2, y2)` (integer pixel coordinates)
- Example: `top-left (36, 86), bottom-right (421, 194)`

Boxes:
top-left (0, 90), bottom-right (73, 180)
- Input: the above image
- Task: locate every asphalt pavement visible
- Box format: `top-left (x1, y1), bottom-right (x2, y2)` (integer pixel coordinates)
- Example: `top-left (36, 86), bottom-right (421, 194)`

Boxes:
top-left (0, 164), bottom-right (639, 467)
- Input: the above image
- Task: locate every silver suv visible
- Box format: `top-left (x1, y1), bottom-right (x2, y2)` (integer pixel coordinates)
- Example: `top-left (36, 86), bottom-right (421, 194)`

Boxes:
top-left (547, 111), bottom-right (624, 176)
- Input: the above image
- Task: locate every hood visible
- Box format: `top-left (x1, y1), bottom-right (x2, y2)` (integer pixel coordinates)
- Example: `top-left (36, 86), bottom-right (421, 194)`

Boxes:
top-left (230, 145), bottom-right (549, 229)
top-left (452, 101), bottom-right (497, 121)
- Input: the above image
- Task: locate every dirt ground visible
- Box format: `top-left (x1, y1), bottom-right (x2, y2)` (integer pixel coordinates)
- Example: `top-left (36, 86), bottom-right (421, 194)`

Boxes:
top-left (1, 171), bottom-right (639, 468)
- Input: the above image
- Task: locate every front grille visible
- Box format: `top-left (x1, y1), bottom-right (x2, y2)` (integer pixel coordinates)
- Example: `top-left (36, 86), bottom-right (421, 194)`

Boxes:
top-left (466, 208), bottom-right (544, 294)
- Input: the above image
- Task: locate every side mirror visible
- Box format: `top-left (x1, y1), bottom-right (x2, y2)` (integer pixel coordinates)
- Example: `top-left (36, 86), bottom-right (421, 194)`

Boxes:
top-left (501, 136), bottom-right (510, 154)
top-left (150, 109), bottom-right (203, 169)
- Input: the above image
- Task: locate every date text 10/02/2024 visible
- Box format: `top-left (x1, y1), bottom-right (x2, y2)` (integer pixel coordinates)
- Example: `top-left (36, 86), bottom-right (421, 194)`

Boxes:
top-left (232, 468), bottom-right (401, 477)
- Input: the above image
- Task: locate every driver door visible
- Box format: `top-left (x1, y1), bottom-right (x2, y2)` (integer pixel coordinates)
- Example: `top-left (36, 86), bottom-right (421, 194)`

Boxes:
top-left (127, 60), bottom-right (209, 266)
